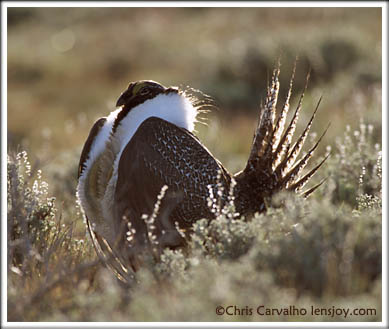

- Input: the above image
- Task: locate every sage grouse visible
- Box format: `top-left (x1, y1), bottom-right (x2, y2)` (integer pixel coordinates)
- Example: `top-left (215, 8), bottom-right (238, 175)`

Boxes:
top-left (77, 65), bottom-right (328, 282)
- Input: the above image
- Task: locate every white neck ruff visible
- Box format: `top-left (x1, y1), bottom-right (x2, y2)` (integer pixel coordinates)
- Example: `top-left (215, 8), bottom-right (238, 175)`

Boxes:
top-left (81, 92), bottom-right (198, 180)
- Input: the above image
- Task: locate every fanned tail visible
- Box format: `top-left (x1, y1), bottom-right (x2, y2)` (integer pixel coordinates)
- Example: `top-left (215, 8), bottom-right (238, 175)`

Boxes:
top-left (278, 123), bottom-right (330, 190)
top-left (273, 71), bottom-right (310, 177)
top-left (234, 63), bottom-right (328, 215)
top-left (301, 176), bottom-right (328, 197)
top-left (246, 63), bottom-right (281, 169)
top-left (271, 60), bottom-right (296, 156)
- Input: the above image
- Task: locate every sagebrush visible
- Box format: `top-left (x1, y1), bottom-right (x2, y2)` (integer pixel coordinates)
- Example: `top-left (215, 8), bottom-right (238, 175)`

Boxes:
top-left (7, 116), bottom-right (381, 321)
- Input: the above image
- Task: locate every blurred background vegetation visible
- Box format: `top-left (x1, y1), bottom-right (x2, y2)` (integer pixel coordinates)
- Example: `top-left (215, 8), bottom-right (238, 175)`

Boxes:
top-left (7, 7), bottom-right (382, 322)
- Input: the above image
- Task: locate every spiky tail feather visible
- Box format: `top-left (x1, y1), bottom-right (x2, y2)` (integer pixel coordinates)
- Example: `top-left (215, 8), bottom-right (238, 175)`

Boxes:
top-left (86, 218), bottom-right (136, 284)
top-left (234, 62), bottom-right (329, 215)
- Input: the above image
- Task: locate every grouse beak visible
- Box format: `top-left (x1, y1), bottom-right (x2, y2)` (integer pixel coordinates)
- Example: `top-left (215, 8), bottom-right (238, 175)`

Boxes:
top-left (116, 90), bottom-right (130, 108)
top-left (165, 87), bottom-right (179, 94)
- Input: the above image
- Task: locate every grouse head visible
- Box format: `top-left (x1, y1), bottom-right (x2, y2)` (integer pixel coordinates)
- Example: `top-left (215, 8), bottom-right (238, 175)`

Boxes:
top-left (113, 81), bottom-right (183, 133)
top-left (116, 80), bottom-right (179, 108)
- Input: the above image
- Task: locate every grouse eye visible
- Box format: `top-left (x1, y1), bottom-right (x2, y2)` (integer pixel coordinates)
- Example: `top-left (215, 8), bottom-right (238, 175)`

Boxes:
top-left (139, 86), bottom-right (151, 96)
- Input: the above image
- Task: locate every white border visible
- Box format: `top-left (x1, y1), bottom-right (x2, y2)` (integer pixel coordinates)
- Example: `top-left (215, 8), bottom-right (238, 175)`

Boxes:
top-left (381, 1), bottom-right (388, 327)
top-left (1, 1), bottom-right (387, 7)
top-left (1, 0), bottom-right (8, 327)
top-left (2, 1), bottom-right (387, 328)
